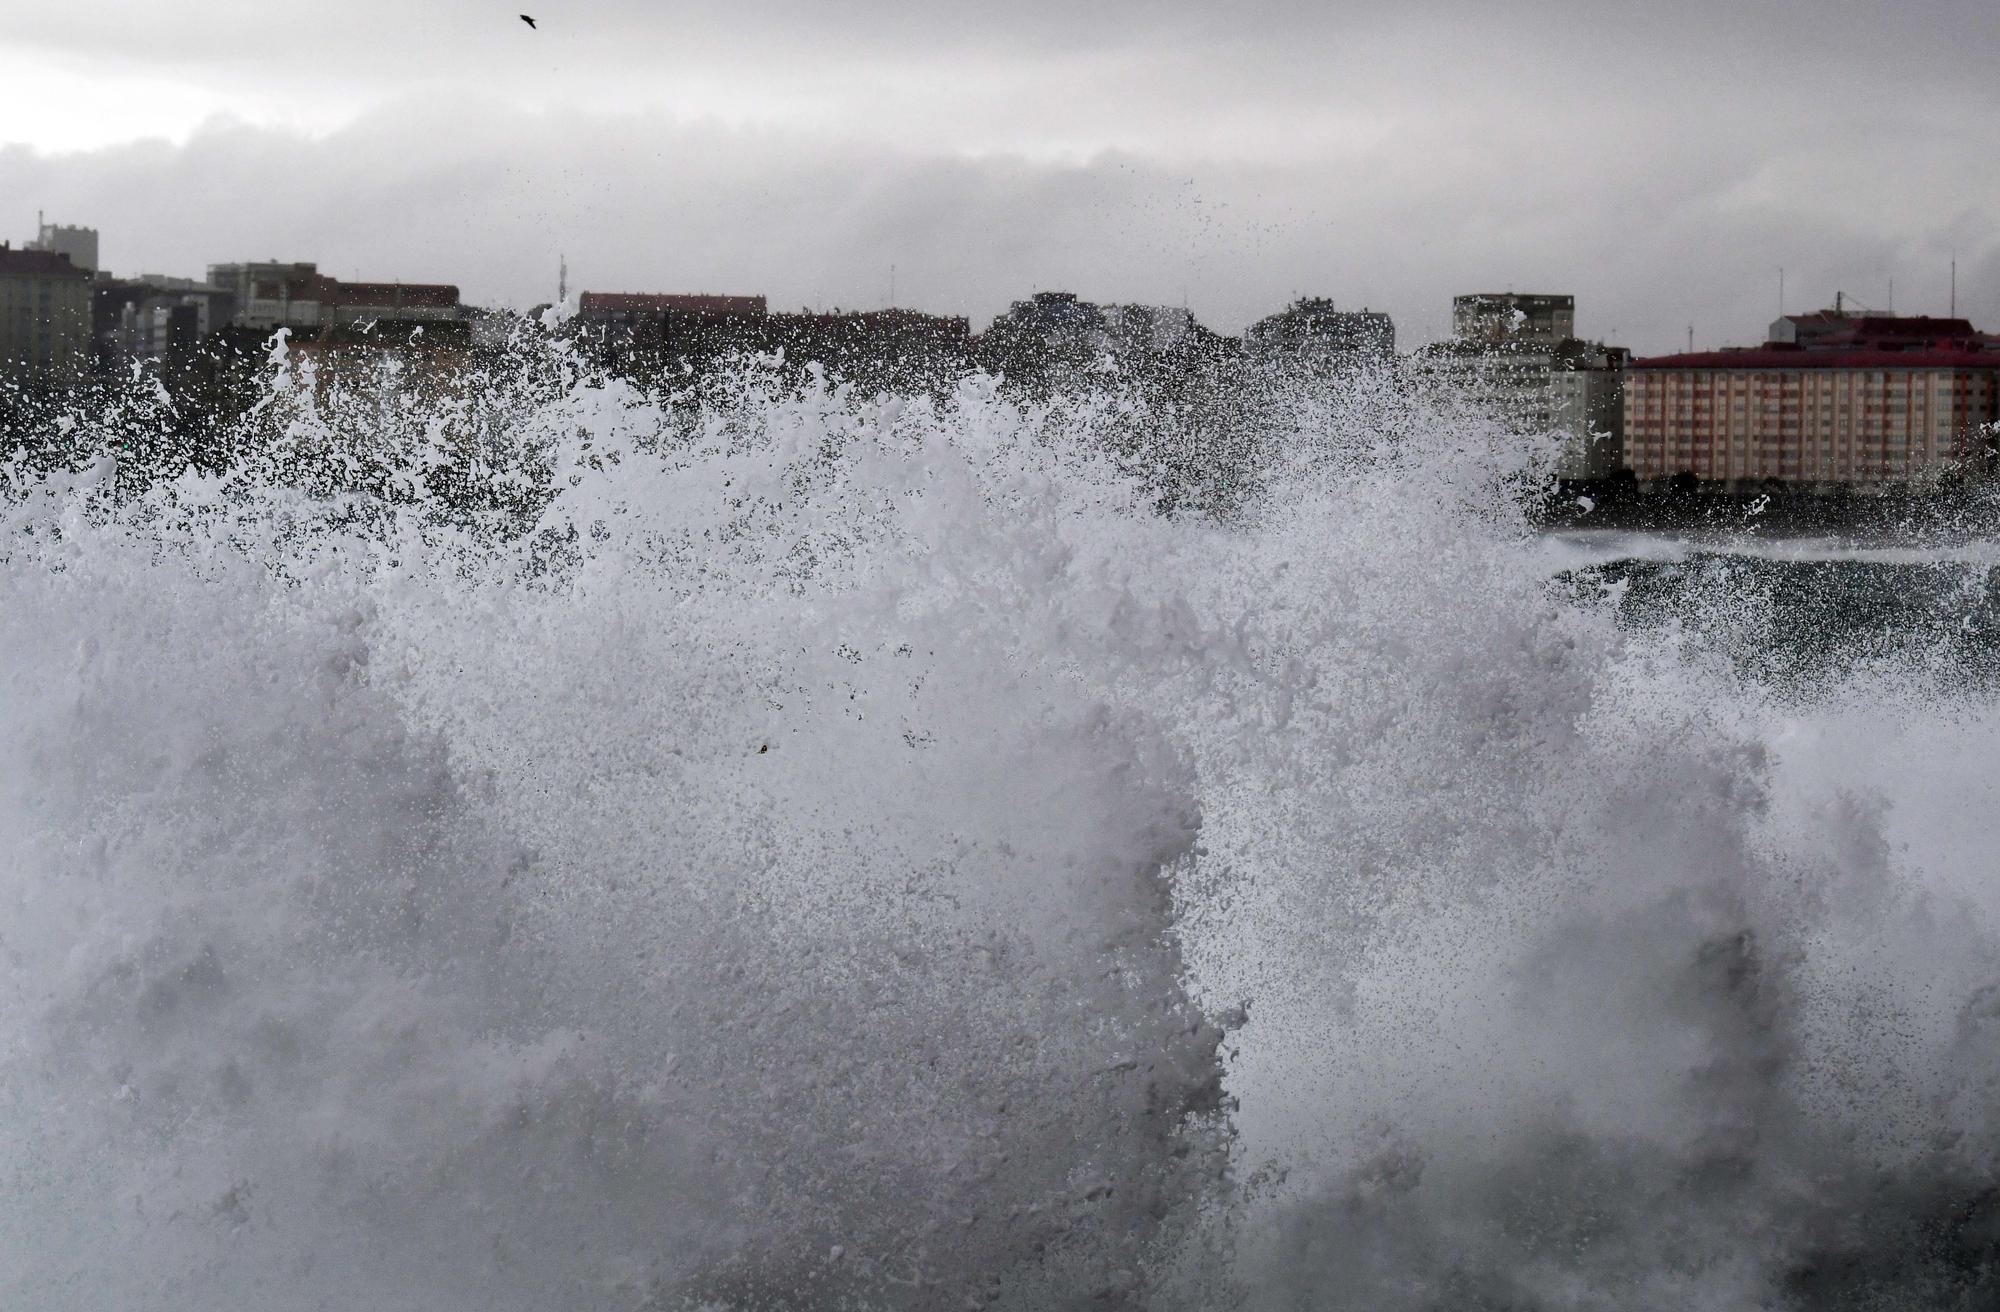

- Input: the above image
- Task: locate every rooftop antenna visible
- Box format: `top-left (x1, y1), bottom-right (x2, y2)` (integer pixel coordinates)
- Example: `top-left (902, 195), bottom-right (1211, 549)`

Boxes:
top-left (1888, 277), bottom-right (1895, 314)
top-left (558, 252), bottom-right (567, 306)
top-left (1687, 323), bottom-right (1694, 353)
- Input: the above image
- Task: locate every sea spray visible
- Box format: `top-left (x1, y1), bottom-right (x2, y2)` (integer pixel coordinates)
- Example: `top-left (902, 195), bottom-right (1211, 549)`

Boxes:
top-left (4, 330), bottom-right (2000, 1308)
top-left (2, 339), bottom-right (1244, 1310)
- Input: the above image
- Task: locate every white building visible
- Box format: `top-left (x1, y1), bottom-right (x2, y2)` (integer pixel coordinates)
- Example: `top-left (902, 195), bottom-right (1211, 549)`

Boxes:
top-left (1427, 293), bottom-right (1626, 479)
top-left (207, 262), bottom-right (327, 330)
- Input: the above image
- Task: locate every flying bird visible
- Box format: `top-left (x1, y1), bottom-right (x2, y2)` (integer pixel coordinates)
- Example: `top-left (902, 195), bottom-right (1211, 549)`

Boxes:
top-left (520, 14), bottom-right (537, 29)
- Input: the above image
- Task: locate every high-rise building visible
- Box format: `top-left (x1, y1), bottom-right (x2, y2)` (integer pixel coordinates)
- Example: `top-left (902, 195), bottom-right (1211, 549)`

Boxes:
top-left (1427, 293), bottom-right (1624, 479)
top-left (27, 218), bottom-right (99, 275)
top-left (1548, 345), bottom-right (1631, 479)
top-left (0, 243), bottom-right (93, 384)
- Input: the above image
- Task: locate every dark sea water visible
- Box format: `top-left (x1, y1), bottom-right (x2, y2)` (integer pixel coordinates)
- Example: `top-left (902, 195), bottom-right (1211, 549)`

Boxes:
top-left (5, 343), bottom-right (1999, 1309)
top-left (1547, 530), bottom-right (2000, 686)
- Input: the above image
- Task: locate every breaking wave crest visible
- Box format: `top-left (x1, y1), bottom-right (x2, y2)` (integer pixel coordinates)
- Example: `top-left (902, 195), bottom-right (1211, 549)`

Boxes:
top-left (4, 330), bottom-right (2000, 1309)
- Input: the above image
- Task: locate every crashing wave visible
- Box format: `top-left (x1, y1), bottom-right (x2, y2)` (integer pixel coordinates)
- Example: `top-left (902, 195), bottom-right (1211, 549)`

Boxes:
top-left (3, 329), bottom-right (1998, 1309)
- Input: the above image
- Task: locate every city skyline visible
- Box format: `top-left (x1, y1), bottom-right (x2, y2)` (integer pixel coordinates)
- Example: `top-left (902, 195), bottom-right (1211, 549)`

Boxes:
top-left (4, 1), bottom-right (1997, 353)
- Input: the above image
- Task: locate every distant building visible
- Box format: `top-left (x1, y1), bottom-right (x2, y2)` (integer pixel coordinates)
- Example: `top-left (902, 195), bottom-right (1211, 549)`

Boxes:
top-left (466, 305), bottom-right (525, 352)
top-left (0, 243), bottom-right (93, 384)
top-left (27, 218), bottom-right (99, 275)
top-left (208, 262), bottom-right (462, 332)
top-left (1101, 304), bottom-right (1196, 356)
top-left (1769, 311), bottom-right (1981, 354)
top-left (287, 331), bottom-right (476, 392)
top-left (1763, 293), bottom-right (1960, 348)
top-left (569, 294), bottom-right (965, 379)
top-left (577, 292), bottom-right (767, 325)
top-left (765, 307), bottom-right (966, 345)
top-left (317, 279), bottom-right (461, 328)
top-left (1245, 298), bottom-right (1394, 357)
top-left (1427, 293), bottom-right (1626, 479)
top-left (206, 262), bottom-right (320, 330)
top-left (984, 292), bottom-right (1109, 352)
top-left (762, 308), bottom-right (971, 373)
top-left (1452, 293), bottom-right (1575, 346)
top-left (1548, 344), bottom-right (1631, 480)
top-left (94, 274), bottom-right (236, 376)
top-left (1623, 315), bottom-right (2000, 489)
top-left (975, 292), bottom-right (1115, 384)
top-left (572, 291), bottom-right (770, 363)
top-left (1769, 310), bottom-right (1860, 348)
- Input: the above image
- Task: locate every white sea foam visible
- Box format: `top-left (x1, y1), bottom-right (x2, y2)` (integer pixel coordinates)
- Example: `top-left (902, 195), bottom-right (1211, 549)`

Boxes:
top-left (3, 336), bottom-right (1997, 1309)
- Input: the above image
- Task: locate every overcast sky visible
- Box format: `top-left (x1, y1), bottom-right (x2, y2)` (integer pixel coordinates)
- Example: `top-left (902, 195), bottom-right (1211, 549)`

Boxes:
top-left (2, 0), bottom-right (1996, 352)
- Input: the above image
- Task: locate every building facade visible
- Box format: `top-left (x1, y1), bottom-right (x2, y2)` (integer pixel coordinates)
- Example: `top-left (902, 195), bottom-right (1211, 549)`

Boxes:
top-left (209, 262), bottom-right (462, 332)
top-left (577, 292), bottom-right (768, 325)
top-left (1624, 350), bottom-right (1998, 488)
top-left (27, 219), bottom-right (99, 275)
top-left (1245, 298), bottom-right (1394, 357)
top-left (1426, 292), bottom-right (1625, 479)
top-left (1624, 314), bottom-right (2000, 489)
top-left (207, 262), bottom-right (323, 329)
top-left (1549, 345), bottom-right (1631, 479)
top-left (1452, 293), bottom-right (1575, 346)
top-left (95, 274), bottom-right (237, 376)
top-left (985, 292), bottom-right (1109, 350)
top-left (0, 244), bottom-right (93, 384)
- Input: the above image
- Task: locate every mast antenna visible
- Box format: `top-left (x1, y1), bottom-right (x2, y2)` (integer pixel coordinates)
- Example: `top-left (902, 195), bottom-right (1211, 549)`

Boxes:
top-left (558, 253), bottom-right (568, 306)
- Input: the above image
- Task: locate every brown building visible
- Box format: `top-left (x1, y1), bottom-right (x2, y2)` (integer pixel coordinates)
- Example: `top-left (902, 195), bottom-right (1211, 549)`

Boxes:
top-left (1624, 325), bottom-right (2000, 489)
top-left (0, 243), bottom-right (93, 385)
top-left (577, 291), bottom-right (768, 324)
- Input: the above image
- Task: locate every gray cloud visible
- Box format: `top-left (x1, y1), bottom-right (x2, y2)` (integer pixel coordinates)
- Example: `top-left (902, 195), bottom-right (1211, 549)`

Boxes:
top-left (4, 1), bottom-right (1998, 352)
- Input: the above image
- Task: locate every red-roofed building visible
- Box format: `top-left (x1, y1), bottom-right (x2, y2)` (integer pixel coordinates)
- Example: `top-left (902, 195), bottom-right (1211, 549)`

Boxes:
top-left (1623, 320), bottom-right (2000, 488)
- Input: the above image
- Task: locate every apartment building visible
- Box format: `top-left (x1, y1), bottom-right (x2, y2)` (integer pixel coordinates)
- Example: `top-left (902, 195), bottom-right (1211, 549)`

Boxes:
top-left (0, 243), bottom-right (93, 384)
top-left (1623, 316), bottom-right (1999, 488)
